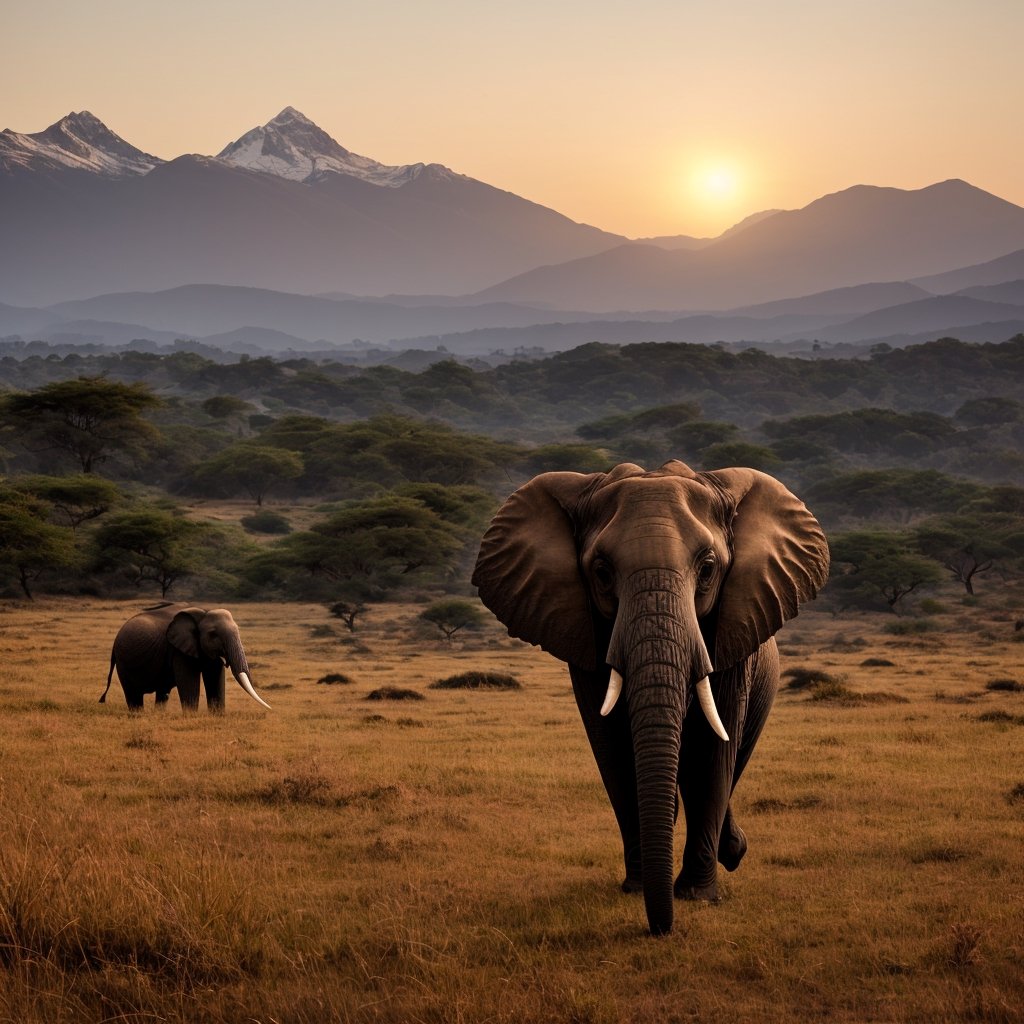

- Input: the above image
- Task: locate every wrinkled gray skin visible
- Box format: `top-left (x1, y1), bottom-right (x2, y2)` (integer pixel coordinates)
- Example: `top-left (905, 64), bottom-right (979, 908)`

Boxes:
top-left (100, 602), bottom-right (261, 712)
top-left (473, 461), bottom-right (829, 936)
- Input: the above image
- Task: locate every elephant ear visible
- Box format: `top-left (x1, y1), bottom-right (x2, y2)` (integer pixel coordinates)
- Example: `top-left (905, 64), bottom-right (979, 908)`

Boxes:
top-left (166, 608), bottom-right (207, 658)
top-left (473, 472), bottom-right (605, 669)
top-left (702, 468), bottom-right (830, 672)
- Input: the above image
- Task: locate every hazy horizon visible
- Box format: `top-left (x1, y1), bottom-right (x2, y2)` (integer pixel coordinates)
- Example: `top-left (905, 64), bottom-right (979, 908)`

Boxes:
top-left (4, 0), bottom-right (1023, 239)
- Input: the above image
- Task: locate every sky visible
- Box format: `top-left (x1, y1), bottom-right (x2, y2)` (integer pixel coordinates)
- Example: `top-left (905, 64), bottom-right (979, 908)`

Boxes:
top-left (4, 0), bottom-right (1022, 239)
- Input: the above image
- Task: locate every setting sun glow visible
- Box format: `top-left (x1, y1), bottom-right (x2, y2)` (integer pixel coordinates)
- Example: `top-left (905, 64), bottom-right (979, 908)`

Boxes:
top-left (693, 162), bottom-right (742, 203)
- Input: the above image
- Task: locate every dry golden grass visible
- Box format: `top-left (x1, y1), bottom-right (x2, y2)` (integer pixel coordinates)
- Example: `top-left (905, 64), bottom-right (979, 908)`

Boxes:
top-left (1, 592), bottom-right (1022, 1023)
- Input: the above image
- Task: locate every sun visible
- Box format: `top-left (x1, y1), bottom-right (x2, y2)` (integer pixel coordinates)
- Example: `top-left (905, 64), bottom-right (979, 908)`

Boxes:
top-left (693, 161), bottom-right (741, 203)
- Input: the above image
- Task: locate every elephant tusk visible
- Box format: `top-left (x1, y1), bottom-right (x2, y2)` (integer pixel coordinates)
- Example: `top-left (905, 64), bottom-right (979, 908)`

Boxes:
top-left (696, 676), bottom-right (729, 742)
top-left (600, 668), bottom-right (623, 717)
top-left (237, 671), bottom-right (271, 710)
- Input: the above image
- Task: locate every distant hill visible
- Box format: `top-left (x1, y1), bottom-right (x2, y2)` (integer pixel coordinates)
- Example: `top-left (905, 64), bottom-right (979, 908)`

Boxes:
top-left (474, 181), bottom-right (1024, 312)
top-left (913, 249), bottom-right (1024, 293)
top-left (815, 294), bottom-right (1024, 344)
top-left (0, 301), bottom-right (63, 336)
top-left (955, 280), bottom-right (1024, 305)
top-left (35, 285), bottom-right (616, 346)
top-left (12, 274), bottom-right (1024, 357)
top-left (635, 211), bottom-right (782, 251)
top-left (731, 281), bottom-right (932, 318)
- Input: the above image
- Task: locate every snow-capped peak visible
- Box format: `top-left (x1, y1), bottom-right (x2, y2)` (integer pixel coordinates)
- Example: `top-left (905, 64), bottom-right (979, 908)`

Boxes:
top-left (216, 107), bottom-right (454, 188)
top-left (0, 111), bottom-right (163, 177)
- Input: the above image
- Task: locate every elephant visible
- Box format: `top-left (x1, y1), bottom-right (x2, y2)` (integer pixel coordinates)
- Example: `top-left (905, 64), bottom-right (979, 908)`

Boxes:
top-left (100, 602), bottom-right (271, 712)
top-left (472, 460), bottom-right (829, 935)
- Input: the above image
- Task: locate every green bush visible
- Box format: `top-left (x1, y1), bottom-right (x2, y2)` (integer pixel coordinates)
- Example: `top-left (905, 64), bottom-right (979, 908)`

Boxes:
top-left (240, 510), bottom-right (292, 534)
top-left (883, 618), bottom-right (939, 635)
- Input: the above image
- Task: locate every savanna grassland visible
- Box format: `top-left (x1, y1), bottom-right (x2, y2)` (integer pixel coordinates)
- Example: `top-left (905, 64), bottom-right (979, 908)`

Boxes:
top-left (2, 589), bottom-right (1023, 1024)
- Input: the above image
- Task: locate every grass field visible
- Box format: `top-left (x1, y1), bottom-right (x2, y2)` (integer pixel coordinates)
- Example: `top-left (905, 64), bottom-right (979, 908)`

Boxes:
top-left (1, 591), bottom-right (1022, 1023)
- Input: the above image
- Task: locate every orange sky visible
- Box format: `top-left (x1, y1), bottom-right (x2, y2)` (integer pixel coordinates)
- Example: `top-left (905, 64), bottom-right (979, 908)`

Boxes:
top-left (4, 0), bottom-right (1022, 238)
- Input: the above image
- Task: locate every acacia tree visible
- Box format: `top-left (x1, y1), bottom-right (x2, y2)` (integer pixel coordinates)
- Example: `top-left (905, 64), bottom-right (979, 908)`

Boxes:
top-left (829, 531), bottom-right (944, 612)
top-left (92, 508), bottom-right (204, 596)
top-left (327, 598), bottom-right (367, 632)
top-left (0, 492), bottom-right (81, 598)
top-left (914, 515), bottom-right (1013, 595)
top-left (248, 495), bottom-right (463, 598)
top-left (14, 474), bottom-right (121, 532)
top-left (186, 443), bottom-right (304, 505)
top-left (1, 377), bottom-right (161, 474)
top-left (419, 599), bottom-right (486, 642)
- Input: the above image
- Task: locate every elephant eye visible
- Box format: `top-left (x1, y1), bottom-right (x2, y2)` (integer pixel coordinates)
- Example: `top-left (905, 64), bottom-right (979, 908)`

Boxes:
top-left (696, 553), bottom-right (716, 592)
top-left (592, 559), bottom-right (615, 589)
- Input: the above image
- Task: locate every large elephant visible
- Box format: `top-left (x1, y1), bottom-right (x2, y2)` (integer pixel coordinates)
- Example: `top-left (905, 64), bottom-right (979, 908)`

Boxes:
top-left (100, 603), bottom-right (271, 712)
top-left (472, 460), bottom-right (828, 935)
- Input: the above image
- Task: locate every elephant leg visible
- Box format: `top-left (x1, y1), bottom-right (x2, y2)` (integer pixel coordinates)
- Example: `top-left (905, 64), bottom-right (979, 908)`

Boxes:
top-left (125, 690), bottom-right (145, 712)
top-left (172, 653), bottom-right (201, 712)
top-left (719, 640), bottom-right (779, 872)
top-left (202, 663), bottom-right (226, 713)
top-left (677, 640), bottom-right (780, 898)
top-left (569, 665), bottom-right (644, 891)
top-left (155, 690), bottom-right (170, 708)
top-left (676, 662), bottom-right (745, 901)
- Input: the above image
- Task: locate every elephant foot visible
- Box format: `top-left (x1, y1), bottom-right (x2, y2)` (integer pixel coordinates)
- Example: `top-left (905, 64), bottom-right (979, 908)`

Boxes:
top-left (718, 819), bottom-right (747, 872)
top-left (674, 874), bottom-right (720, 903)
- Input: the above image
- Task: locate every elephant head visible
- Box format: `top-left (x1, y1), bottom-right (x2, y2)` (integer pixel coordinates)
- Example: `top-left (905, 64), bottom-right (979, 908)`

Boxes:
top-left (472, 461), bottom-right (828, 935)
top-left (166, 607), bottom-right (270, 710)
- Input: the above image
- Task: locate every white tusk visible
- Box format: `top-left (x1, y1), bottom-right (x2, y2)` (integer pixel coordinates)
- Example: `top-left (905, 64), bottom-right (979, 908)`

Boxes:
top-left (600, 668), bottom-right (623, 717)
top-left (237, 671), bottom-right (271, 710)
top-left (696, 676), bottom-right (729, 742)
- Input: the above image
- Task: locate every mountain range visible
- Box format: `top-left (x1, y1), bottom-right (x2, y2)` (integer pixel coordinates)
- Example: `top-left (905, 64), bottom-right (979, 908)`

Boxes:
top-left (0, 108), bottom-right (622, 305)
top-left (3, 107), bottom-right (1024, 357)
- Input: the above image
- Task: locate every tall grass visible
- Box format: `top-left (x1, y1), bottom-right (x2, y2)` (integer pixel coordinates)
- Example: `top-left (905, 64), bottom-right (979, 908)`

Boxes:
top-left (0, 594), bottom-right (1022, 1022)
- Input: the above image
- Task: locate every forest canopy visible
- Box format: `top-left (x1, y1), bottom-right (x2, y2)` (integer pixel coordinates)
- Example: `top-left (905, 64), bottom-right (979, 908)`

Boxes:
top-left (1, 335), bottom-right (1022, 610)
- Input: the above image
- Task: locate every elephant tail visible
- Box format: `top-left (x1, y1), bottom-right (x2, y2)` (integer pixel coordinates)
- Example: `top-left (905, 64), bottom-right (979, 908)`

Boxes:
top-left (100, 650), bottom-right (116, 703)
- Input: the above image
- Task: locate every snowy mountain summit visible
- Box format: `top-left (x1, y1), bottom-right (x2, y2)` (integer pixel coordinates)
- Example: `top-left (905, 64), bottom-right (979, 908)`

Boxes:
top-left (216, 106), bottom-right (452, 187)
top-left (0, 111), bottom-right (163, 177)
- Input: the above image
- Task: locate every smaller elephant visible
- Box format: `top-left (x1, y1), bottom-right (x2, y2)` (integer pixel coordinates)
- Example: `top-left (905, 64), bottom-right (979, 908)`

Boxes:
top-left (100, 603), bottom-right (271, 712)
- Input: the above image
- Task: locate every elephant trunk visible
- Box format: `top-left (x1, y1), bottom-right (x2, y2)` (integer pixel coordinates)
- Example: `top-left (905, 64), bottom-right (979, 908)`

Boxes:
top-left (224, 632), bottom-right (271, 710)
top-left (608, 568), bottom-right (713, 936)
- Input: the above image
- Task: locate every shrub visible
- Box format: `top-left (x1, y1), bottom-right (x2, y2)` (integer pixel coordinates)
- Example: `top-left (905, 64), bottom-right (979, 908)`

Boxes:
top-left (860, 657), bottom-right (896, 667)
top-left (430, 671), bottom-right (522, 690)
top-left (976, 710), bottom-right (1024, 725)
top-left (807, 681), bottom-right (908, 705)
top-left (907, 842), bottom-right (971, 864)
top-left (918, 598), bottom-right (947, 614)
top-left (240, 510), bottom-right (292, 534)
top-left (258, 769), bottom-right (333, 805)
top-left (365, 687), bottom-right (425, 701)
top-left (985, 678), bottom-right (1021, 692)
top-left (1006, 782), bottom-right (1024, 805)
top-left (317, 673), bottom-right (353, 685)
top-left (782, 666), bottom-right (840, 690)
top-left (806, 680), bottom-right (862, 703)
top-left (883, 618), bottom-right (938, 635)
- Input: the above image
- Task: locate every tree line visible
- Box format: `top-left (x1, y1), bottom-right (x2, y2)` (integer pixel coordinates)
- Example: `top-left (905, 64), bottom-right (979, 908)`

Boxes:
top-left (1, 338), bottom-right (1023, 614)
